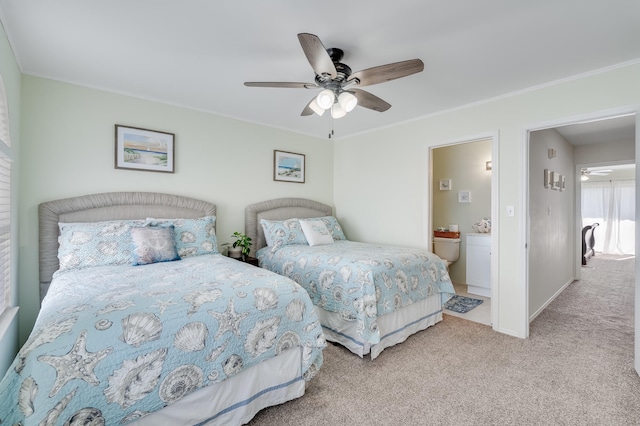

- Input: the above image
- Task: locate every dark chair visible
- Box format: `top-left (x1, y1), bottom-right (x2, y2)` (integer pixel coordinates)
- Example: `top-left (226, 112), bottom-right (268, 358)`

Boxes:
top-left (582, 222), bottom-right (599, 265)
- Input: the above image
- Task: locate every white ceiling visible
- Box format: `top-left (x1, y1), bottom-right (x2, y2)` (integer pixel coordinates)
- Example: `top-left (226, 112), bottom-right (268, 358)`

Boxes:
top-left (1, 1), bottom-right (639, 140)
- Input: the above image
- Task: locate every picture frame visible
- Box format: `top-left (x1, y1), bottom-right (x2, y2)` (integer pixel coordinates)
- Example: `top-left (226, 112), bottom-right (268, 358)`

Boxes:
top-left (115, 125), bottom-right (175, 173)
top-left (439, 179), bottom-right (452, 191)
top-left (274, 150), bottom-right (305, 183)
top-left (544, 169), bottom-right (550, 188)
top-left (458, 190), bottom-right (471, 203)
top-left (550, 171), bottom-right (559, 190)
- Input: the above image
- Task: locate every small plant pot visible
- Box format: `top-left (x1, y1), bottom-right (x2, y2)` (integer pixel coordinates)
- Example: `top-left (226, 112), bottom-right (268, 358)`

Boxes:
top-left (228, 246), bottom-right (242, 259)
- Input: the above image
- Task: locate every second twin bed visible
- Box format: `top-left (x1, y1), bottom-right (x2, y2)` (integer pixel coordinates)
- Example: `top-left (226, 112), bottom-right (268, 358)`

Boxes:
top-left (246, 198), bottom-right (455, 360)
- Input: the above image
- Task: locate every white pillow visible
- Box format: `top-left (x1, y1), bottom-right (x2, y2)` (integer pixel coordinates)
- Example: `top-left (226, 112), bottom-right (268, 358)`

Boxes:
top-left (299, 219), bottom-right (334, 246)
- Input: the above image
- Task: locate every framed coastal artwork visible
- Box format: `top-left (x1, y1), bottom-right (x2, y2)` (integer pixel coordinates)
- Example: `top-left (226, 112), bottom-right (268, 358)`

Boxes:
top-left (115, 125), bottom-right (175, 173)
top-left (274, 150), bottom-right (305, 183)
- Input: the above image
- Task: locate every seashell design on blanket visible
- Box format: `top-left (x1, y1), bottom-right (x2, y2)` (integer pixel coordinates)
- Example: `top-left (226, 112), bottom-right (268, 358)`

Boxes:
top-left (120, 411), bottom-right (148, 424)
top-left (222, 354), bottom-right (244, 378)
top-left (94, 319), bottom-right (112, 331)
top-left (174, 321), bottom-right (208, 352)
top-left (253, 288), bottom-right (278, 311)
top-left (319, 270), bottom-right (336, 289)
top-left (285, 298), bottom-right (305, 322)
top-left (39, 388), bottom-right (76, 426)
top-left (339, 265), bottom-right (351, 282)
top-left (97, 300), bottom-right (134, 315)
top-left (18, 376), bottom-right (37, 417)
top-left (206, 341), bottom-right (228, 363)
top-left (120, 312), bottom-right (163, 347)
top-left (244, 316), bottom-right (281, 357)
top-left (15, 316), bottom-right (77, 373)
top-left (159, 365), bottom-right (203, 404)
top-left (183, 289), bottom-right (223, 316)
top-left (275, 331), bottom-right (301, 354)
top-left (105, 348), bottom-right (167, 409)
top-left (65, 407), bottom-right (105, 426)
top-left (395, 270), bottom-right (409, 293)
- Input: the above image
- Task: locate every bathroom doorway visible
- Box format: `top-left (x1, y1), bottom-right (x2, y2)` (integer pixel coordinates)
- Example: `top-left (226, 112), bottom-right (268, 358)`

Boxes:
top-left (430, 135), bottom-right (497, 327)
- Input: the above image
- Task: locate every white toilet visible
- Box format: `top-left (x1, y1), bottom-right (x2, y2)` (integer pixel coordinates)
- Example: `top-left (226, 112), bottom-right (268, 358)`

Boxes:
top-left (433, 236), bottom-right (461, 268)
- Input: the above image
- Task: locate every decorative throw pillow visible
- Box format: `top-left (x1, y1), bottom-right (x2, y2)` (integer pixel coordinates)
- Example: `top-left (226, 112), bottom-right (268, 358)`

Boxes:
top-left (260, 218), bottom-right (308, 251)
top-left (308, 216), bottom-right (347, 241)
top-left (57, 219), bottom-right (147, 271)
top-left (299, 219), bottom-right (334, 246)
top-left (130, 225), bottom-right (180, 266)
top-left (146, 215), bottom-right (218, 258)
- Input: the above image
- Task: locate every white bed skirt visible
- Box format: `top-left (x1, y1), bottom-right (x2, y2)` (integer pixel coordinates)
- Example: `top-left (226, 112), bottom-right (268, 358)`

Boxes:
top-left (134, 347), bottom-right (304, 426)
top-left (317, 294), bottom-right (443, 359)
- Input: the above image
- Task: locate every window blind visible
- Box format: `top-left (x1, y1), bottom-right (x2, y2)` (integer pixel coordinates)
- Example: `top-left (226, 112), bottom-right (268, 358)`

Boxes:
top-left (0, 76), bottom-right (12, 315)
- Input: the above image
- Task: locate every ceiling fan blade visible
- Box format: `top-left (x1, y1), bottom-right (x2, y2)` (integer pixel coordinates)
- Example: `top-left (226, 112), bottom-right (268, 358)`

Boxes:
top-left (350, 89), bottom-right (391, 112)
top-left (348, 59), bottom-right (424, 86)
top-left (244, 82), bottom-right (317, 89)
top-left (301, 98), bottom-right (316, 116)
top-left (297, 33), bottom-right (337, 78)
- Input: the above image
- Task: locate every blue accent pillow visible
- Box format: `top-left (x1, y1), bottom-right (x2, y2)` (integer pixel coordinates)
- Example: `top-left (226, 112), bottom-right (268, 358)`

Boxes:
top-left (57, 219), bottom-right (147, 271)
top-left (260, 218), bottom-right (308, 252)
top-left (130, 225), bottom-right (180, 266)
top-left (146, 215), bottom-right (218, 257)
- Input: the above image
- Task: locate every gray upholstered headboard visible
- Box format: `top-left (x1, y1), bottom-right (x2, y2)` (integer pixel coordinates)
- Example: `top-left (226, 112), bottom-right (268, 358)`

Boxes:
top-left (39, 192), bottom-right (217, 302)
top-left (245, 198), bottom-right (333, 256)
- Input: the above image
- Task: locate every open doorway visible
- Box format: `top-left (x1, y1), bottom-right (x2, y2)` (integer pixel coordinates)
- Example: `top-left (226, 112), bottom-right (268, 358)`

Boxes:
top-left (430, 135), bottom-right (497, 327)
top-left (527, 112), bottom-right (636, 327)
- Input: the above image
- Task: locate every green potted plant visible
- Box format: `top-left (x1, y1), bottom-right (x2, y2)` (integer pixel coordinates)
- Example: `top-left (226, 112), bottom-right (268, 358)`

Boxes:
top-left (230, 231), bottom-right (252, 260)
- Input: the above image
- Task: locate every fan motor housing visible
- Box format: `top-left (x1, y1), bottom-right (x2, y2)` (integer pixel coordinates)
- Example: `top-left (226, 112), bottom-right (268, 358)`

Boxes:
top-left (316, 47), bottom-right (352, 85)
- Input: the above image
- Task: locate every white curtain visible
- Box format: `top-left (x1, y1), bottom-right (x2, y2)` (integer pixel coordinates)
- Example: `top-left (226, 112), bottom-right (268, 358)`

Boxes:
top-left (582, 179), bottom-right (635, 255)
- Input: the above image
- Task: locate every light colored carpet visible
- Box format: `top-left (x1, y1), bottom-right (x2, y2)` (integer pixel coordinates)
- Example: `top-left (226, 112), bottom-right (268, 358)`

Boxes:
top-left (248, 255), bottom-right (639, 425)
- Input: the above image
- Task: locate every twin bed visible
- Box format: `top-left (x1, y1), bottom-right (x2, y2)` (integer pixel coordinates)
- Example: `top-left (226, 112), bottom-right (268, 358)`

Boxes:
top-left (0, 192), bottom-right (325, 426)
top-left (245, 198), bottom-right (455, 360)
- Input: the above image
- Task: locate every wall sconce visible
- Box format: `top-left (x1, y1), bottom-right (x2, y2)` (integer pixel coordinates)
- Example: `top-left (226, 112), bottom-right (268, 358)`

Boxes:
top-left (486, 161), bottom-right (492, 171)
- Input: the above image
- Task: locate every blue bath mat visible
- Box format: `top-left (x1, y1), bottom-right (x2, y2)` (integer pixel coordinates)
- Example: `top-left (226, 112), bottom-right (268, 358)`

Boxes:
top-left (444, 295), bottom-right (483, 314)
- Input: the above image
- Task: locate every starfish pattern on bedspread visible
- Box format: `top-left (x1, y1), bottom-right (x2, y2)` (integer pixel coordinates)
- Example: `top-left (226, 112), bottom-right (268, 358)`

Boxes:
top-left (37, 330), bottom-right (113, 397)
top-left (209, 298), bottom-right (249, 338)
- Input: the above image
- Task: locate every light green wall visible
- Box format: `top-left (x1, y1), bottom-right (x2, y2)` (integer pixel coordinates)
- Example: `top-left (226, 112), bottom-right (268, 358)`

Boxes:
top-left (432, 139), bottom-right (492, 284)
top-left (335, 62), bottom-right (640, 338)
top-left (18, 76), bottom-right (333, 343)
top-left (0, 20), bottom-right (21, 373)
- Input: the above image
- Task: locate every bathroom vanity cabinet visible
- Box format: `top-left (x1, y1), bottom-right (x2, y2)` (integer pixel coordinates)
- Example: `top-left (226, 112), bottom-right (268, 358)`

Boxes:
top-left (466, 233), bottom-right (491, 297)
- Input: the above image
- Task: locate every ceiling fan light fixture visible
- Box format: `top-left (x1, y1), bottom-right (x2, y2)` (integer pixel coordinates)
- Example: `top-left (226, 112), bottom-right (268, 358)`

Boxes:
top-left (316, 89), bottom-right (335, 109)
top-left (581, 175), bottom-right (589, 181)
top-left (338, 92), bottom-right (358, 112)
top-left (308, 98), bottom-right (325, 116)
top-left (331, 103), bottom-right (346, 119)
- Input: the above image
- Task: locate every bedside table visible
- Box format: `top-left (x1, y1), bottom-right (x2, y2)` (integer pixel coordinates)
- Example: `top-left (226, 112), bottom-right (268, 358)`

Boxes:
top-left (229, 255), bottom-right (259, 267)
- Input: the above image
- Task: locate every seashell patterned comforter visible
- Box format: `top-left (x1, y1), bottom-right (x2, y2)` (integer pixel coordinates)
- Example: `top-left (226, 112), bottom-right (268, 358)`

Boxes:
top-left (0, 254), bottom-right (325, 425)
top-left (257, 240), bottom-right (455, 347)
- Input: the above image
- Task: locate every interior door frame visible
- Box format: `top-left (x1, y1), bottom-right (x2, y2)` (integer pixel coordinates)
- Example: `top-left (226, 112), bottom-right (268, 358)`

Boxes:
top-left (523, 106), bottom-right (639, 375)
top-left (427, 130), bottom-right (499, 330)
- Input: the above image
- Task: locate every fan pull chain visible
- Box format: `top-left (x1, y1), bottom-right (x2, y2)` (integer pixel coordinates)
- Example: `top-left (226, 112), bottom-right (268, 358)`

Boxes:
top-left (329, 114), bottom-right (334, 139)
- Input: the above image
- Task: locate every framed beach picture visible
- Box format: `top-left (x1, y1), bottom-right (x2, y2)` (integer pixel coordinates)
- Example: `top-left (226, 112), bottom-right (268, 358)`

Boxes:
top-left (274, 150), bottom-right (305, 183)
top-left (115, 125), bottom-right (175, 173)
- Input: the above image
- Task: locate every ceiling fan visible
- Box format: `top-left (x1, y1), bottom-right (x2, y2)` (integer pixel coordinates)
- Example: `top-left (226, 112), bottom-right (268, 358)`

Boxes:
top-left (244, 33), bottom-right (424, 125)
top-left (581, 168), bottom-right (612, 181)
